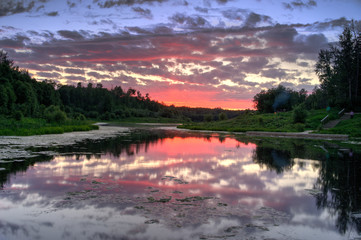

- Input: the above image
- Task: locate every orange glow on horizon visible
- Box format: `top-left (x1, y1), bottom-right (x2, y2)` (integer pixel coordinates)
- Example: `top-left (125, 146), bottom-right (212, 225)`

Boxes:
top-left (149, 88), bottom-right (254, 110)
top-left (162, 100), bottom-right (254, 110)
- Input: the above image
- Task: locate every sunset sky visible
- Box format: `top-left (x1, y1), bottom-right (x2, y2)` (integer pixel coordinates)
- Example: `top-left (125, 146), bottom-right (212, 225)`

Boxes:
top-left (1, 0), bottom-right (360, 109)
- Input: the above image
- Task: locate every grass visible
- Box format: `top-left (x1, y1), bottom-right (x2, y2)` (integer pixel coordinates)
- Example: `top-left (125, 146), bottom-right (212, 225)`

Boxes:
top-left (179, 109), bottom-right (339, 133)
top-left (319, 114), bottom-right (361, 137)
top-left (0, 116), bottom-right (99, 136)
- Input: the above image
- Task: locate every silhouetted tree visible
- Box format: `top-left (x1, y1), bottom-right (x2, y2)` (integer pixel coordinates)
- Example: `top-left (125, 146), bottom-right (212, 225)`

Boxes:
top-left (315, 22), bottom-right (361, 108)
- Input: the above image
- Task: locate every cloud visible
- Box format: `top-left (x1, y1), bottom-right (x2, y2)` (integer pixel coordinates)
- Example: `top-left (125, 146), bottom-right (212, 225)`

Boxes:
top-left (1, 20), bottom-right (326, 108)
top-left (67, 0), bottom-right (77, 8)
top-left (283, 0), bottom-right (317, 10)
top-left (20, 63), bottom-right (61, 73)
top-left (0, 0), bottom-right (35, 17)
top-left (216, 0), bottom-right (230, 4)
top-left (259, 25), bottom-right (298, 47)
top-left (261, 68), bottom-right (288, 79)
top-left (194, 6), bottom-right (208, 13)
top-left (37, 71), bottom-right (62, 79)
top-left (96, 0), bottom-right (169, 8)
top-left (222, 9), bottom-right (247, 21)
top-left (244, 12), bottom-right (272, 27)
top-left (311, 17), bottom-right (350, 31)
top-left (46, 11), bottom-right (58, 16)
top-left (87, 71), bottom-right (111, 79)
top-left (297, 61), bottom-right (309, 67)
top-left (0, 34), bottom-right (30, 48)
top-left (132, 7), bottom-right (153, 19)
top-left (64, 75), bottom-right (87, 84)
top-left (125, 26), bottom-right (152, 35)
top-left (64, 68), bottom-right (85, 74)
top-left (152, 25), bottom-right (173, 34)
top-left (58, 30), bottom-right (85, 40)
top-left (169, 13), bottom-right (209, 28)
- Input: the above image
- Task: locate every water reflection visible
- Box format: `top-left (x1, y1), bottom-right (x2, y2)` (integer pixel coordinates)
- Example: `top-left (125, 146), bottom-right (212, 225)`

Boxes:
top-left (0, 127), bottom-right (360, 240)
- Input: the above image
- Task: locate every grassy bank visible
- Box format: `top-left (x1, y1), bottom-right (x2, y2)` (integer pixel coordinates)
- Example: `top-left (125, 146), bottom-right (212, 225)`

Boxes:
top-left (178, 109), bottom-right (338, 133)
top-left (319, 114), bottom-right (361, 137)
top-left (0, 116), bottom-right (99, 136)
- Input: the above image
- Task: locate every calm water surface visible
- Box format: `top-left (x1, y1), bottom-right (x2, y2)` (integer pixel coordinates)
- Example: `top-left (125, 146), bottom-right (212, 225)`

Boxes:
top-left (0, 126), bottom-right (360, 240)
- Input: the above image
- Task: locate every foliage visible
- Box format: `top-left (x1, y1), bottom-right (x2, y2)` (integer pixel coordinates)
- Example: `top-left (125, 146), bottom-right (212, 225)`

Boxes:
top-left (292, 103), bottom-right (308, 123)
top-left (204, 114), bottom-right (213, 122)
top-left (13, 111), bottom-right (23, 121)
top-left (180, 111), bottom-right (307, 132)
top-left (44, 105), bottom-right (67, 123)
top-left (0, 116), bottom-right (98, 136)
top-left (319, 114), bottom-right (361, 137)
top-left (219, 112), bottom-right (228, 121)
top-left (253, 85), bottom-right (307, 113)
top-left (315, 21), bottom-right (361, 109)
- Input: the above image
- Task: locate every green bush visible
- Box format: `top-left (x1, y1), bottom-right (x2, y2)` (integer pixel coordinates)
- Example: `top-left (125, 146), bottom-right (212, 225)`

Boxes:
top-left (44, 105), bottom-right (67, 123)
top-left (292, 103), bottom-right (307, 123)
top-left (13, 111), bottom-right (23, 121)
top-left (86, 111), bottom-right (99, 119)
top-left (219, 112), bottom-right (228, 121)
top-left (73, 113), bottom-right (86, 121)
top-left (204, 114), bottom-right (213, 122)
top-left (100, 112), bottom-right (111, 120)
top-left (294, 123), bottom-right (305, 132)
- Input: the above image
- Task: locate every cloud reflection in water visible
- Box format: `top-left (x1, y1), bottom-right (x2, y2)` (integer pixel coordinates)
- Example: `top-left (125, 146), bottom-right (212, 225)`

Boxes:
top-left (0, 129), bottom-right (359, 240)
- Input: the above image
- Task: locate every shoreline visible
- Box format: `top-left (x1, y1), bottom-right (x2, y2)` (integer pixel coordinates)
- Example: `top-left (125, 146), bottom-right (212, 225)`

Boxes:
top-left (245, 131), bottom-right (349, 140)
top-left (0, 124), bottom-right (358, 161)
top-left (0, 126), bottom-right (129, 160)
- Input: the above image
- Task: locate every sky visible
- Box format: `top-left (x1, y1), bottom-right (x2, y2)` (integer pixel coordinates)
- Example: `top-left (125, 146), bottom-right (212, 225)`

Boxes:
top-left (0, 0), bottom-right (360, 109)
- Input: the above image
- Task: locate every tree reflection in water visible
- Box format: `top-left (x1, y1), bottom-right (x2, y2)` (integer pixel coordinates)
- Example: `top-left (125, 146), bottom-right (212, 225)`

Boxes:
top-left (314, 148), bottom-right (361, 234)
top-left (250, 137), bottom-right (361, 235)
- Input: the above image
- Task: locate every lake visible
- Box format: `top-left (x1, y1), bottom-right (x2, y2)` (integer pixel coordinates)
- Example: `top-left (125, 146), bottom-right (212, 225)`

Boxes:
top-left (0, 125), bottom-right (360, 240)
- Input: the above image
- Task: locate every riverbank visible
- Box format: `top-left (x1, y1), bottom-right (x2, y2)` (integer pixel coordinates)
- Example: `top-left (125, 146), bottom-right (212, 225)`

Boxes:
top-left (0, 125), bottom-right (129, 160)
top-left (1, 123), bottom-right (360, 163)
top-left (0, 116), bottom-right (99, 136)
top-left (179, 109), bottom-right (361, 139)
top-left (245, 131), bottom-right (348, 140)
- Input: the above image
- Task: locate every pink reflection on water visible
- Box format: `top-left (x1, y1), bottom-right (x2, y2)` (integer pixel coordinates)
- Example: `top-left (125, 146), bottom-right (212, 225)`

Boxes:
top-left (3, 134), bottom-right (318, 214)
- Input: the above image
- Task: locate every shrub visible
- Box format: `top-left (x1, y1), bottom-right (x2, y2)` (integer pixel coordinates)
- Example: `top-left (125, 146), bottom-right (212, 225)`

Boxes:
top-left (292, 103), bottom-right (307, 123)
top-left (73, 113), bottom-right (86, 121)
top-left (100, 112), bottom-right (111, 120)
top-left (44, 105), bottom-right (67, 123)
top-left (204, 114), bottom-right (213, 122)
top-left (219, 112), bottom-right (228, 121)
top-left (294, 123), bottom-right (305, 132)
top-left (86, 111), bottom-right (99, 119)
top-left (13, 111), bottom-right (23, 121)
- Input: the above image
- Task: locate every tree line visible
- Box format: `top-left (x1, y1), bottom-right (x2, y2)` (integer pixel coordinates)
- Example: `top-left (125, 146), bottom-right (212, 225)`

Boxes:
top-left (0, 51), bottom-right (239, 123)
top-left (254, 22), bottom-right (361, 114)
